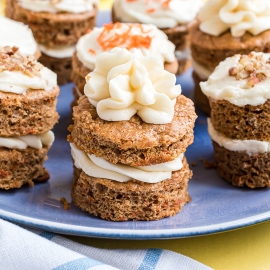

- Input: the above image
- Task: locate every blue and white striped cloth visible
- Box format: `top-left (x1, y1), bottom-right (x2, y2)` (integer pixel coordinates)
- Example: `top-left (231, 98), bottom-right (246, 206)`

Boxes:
top-left (0, 219), bottom-right (212, 270)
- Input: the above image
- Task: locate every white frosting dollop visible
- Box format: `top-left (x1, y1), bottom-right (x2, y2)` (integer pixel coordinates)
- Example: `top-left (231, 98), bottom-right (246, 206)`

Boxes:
top-left (0, 131), bottom-right (55, 150)
top-left (84, 47), bottom-right (181, 124)
top-left (18, 0), bottom-right (98, 13)
top-left (200, 53), bottom-right (270, 107)
top-left (0, 67), bottom-right (57, 94)
top-left (76, 23), bottom-right (176, 70)
top-left (198, 0), bottom-right (270, 37)
top-left (39, 44), bottom-right (75, 58)
top-left (208, 119), bottom-right (270, 155)
top-left (70, 143), bottom-right (184, 183)
top-left (114, 0), bottom-right (201, 28)
top-left (0, 16), bottom-right (37, 56)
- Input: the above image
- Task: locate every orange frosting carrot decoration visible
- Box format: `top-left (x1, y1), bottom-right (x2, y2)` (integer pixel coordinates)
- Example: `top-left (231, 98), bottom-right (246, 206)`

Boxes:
top-left (88, 49), bottom-right (96, 55)
top-left (97, 23), bottom-right (153, 51)
top-left (146, 8), bottom-right (155, 13)
top-left (162, 0), bottom-right (171, 8)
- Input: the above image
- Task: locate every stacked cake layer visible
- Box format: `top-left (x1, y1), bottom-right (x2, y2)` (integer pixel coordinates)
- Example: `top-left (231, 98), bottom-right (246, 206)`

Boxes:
top-left (201, 52), bottom-right (270, 188)
top-left (0, 46), bottom-right (59, 189)
top-left (190, 0), bottom-right (270, 114)
top-left (68, 48), bottom-right (197, 220)
top-left (6, 0), bottom-right (98, 84)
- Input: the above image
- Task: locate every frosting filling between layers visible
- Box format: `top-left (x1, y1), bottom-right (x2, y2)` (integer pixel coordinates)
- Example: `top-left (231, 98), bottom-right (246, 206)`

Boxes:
top-left (113, 0), bottom-right (201, 28)
top-left (76, 23), bottom-right (176, 70)
top-left (18, 0), bottom-right (98, 13)
top-left (208, 119), bottom-right (270, 155)
top-left (39, 44), bottom-right (76, 58)
top-left (0, 16), bottom-right (37, 56)
top-left (0, 131), bottom-right (55, 150)
top-left (70, 143), bottom-right (184, 183)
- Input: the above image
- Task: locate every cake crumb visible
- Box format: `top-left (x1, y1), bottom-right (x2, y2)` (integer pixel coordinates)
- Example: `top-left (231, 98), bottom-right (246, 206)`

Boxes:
top-left (60, 197), bottom-right (69, 210)
top-left (191, 161), bottom-right (197, 167)
top-left (28, 180), bottom-right (34, 188)
top-left (203, 160), bottom-right (216, 169)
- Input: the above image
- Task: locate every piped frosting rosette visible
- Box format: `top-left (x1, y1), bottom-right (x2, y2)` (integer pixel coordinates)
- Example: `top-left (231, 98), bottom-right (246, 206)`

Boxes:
top-left (198, 0), bottom-right (270, 37)
top-left (84, 47), bottom-right (181, 124)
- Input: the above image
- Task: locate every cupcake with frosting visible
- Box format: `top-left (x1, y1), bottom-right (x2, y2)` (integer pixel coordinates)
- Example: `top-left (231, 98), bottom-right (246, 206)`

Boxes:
top-left (68, 47), bottom-right (197, 221)
top-left (201, 52), bottom-right (270, 188)
top-left (0, 46), bottom-right (59, 189)
top-left (112, 0), bottom-right (201, 75)
top-left (190, 0), bottom-right (270, 114)
top-left (0, 16), bottom-right (40, 59)
top-left (6, 0), bottom-right (98, 85)
top-left (71, 22), bottom-right (178, 103)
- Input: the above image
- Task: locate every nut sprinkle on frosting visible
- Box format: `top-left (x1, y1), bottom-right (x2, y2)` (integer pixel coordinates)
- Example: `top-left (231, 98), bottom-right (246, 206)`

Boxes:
top-left (228, 52), bottom-right (270, 88)
top-left (0, 46), bottom-right (42, 78)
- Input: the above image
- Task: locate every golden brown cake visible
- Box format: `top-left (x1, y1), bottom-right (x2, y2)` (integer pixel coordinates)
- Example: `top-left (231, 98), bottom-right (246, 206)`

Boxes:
top-left (0, 46), bottom-right (59, 189)
top-left (7, 0), bottom-right (98, 84)
top-left (69, 47), bottom-right (197, 220)
top-left (191, 0), bottom-right (270, 114)
top-left (201, 52), bottom-right (270, 188)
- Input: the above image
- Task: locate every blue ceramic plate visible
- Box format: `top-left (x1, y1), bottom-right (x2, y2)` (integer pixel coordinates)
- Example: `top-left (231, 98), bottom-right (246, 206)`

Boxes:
top-left (1, 69), bottom-right (270, 239)
top-left (1, 13), bottom-right (270, 239)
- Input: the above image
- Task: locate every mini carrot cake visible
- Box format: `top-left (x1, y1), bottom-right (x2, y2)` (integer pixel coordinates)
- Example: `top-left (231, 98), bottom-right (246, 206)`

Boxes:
top-left (69, 47), bottom-right (197, 221)
top-left (0, 46), bottom-right (59, 189)
top-left (201, 52), bottom-right (270, 188)
top-left (71, 22), bottom-right (178, 102)
top-left (191, 0), bottom-right (270, 114)
top-left (112, 0), bottom-right (201, 75)
top-left (7, 0), bottom-right (98, 84)
top-left (0, 16), bottom-right (40, 59)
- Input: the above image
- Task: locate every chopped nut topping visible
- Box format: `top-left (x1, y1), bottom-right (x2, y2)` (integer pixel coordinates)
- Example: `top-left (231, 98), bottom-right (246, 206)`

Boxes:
top-left (0, 46), bottom-right (43, 77)
top-left (228, 52), bottom-right (270, 88)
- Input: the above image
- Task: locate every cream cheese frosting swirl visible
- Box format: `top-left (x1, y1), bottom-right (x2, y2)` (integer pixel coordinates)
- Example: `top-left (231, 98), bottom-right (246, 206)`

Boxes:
top-left (200, 52), bottom-right (270, 107)
top-left (18, 0), bottom-right (98, 14)
top-left (84, 47), bottom-right (181, 124)
top-left (76, 23), bottom-right (176, 70)
top-left (0, 46), bottom-right (57, 94)
top-left (0, 131), bottom-right (55, 150)
top-left (0, 16), bottom-right (37, 56)
top-left (114, 0), bottom-right (201, 28)
top-left (71, 143), bottom-right (184, 183)
top-left (0, 68), bottom-right (57, 94)
top-left (198, 0), bottom-right (270, 37)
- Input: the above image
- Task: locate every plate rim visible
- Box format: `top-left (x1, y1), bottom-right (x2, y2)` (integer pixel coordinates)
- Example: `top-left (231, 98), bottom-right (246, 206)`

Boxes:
top-left (1, 208), bottom-right (269, 239)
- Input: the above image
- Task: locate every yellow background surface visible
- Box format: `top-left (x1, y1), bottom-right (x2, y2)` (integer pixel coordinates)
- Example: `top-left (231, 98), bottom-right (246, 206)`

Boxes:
top-left (1, 0), bottom-right (270, 269)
